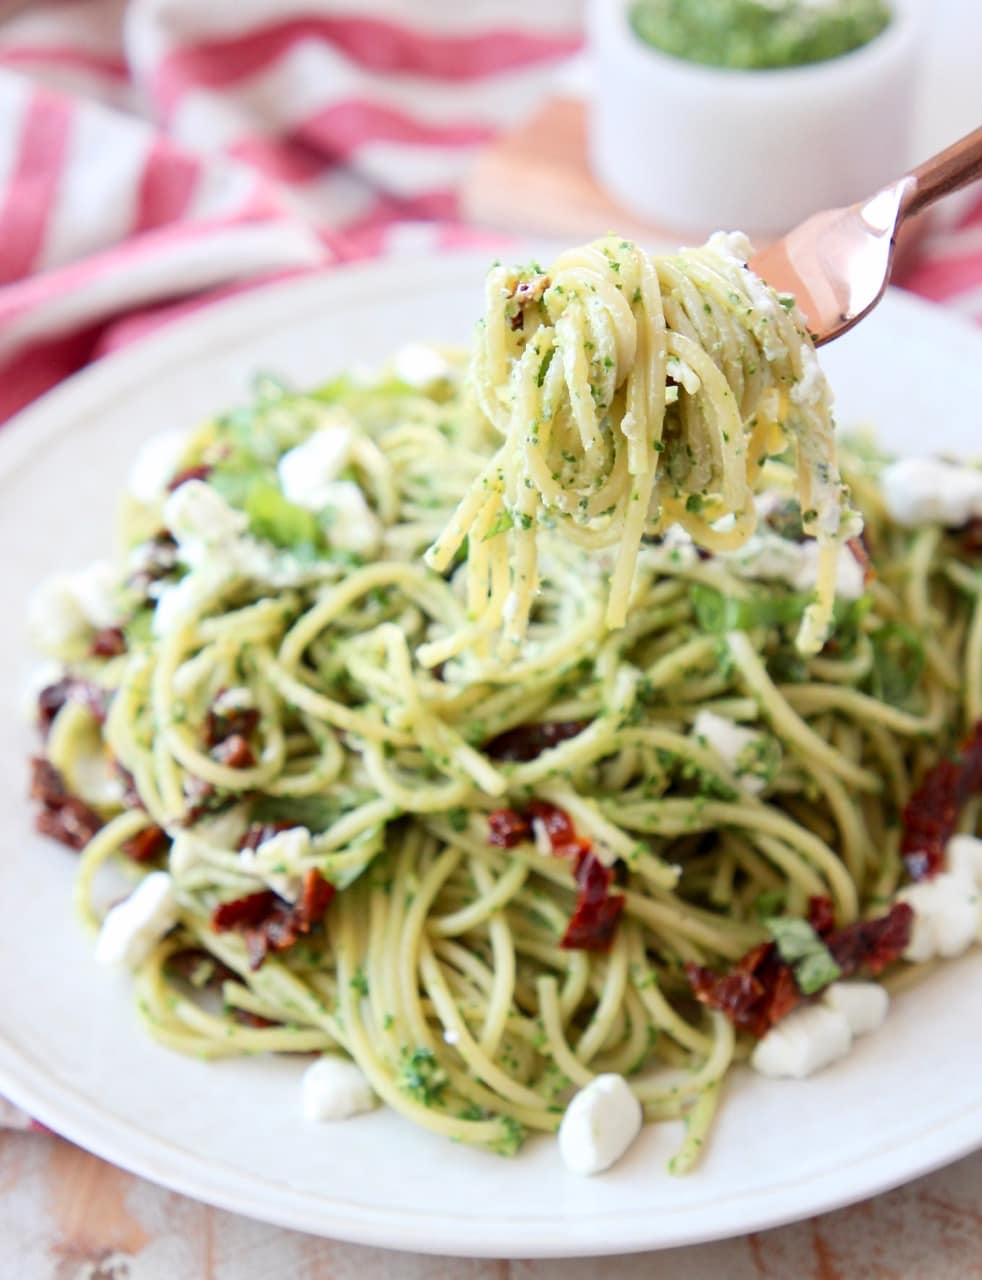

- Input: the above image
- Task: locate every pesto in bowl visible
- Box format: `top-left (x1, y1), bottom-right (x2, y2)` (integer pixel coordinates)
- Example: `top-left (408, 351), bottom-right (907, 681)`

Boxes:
top-left (630, 0), bottom-right (892, 71)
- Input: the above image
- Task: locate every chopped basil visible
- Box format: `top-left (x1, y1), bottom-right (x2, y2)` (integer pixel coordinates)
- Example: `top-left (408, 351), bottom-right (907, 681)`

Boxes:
top-left (867, 623), bottom-right (925, 709)
top-left (766, 915), bottom-right (841, 995)
top-left (483, 509), bottom-right (514, 540)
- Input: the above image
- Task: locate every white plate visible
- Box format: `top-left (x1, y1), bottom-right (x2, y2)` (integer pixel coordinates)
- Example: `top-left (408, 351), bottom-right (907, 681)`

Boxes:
top-left (0, 255), bottom-right (980, 1259)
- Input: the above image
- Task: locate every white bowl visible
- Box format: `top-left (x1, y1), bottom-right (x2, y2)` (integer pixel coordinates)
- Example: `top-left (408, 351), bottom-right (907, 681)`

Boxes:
top-left (587, 0), bottom-right (923, 238)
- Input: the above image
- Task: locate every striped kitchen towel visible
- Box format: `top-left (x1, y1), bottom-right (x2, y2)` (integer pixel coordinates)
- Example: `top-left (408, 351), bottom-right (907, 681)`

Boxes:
top-left (0, 0), bottom-right (582, 422)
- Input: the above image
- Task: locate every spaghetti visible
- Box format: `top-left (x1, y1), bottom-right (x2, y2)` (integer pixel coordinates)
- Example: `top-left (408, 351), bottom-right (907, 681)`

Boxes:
top-left (425, 233), bottom-right (859, 665)
top-left (27, 249), bottom-right (982, 1173)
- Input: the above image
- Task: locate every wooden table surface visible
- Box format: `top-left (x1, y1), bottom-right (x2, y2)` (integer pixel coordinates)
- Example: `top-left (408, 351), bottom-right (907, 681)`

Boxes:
top-left (4, 1129), bottom-right (982, 1279)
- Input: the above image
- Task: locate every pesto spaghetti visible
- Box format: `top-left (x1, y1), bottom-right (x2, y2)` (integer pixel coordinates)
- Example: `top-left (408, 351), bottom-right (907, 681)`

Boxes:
top-left (425, 234), bottom-right (859, 666)
top-left (27, 244), bottom-right (982, 1175)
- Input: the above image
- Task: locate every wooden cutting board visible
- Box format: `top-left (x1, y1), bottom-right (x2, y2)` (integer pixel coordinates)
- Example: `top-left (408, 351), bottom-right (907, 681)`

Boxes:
top-left (461, 95), bottom-right (928, 264)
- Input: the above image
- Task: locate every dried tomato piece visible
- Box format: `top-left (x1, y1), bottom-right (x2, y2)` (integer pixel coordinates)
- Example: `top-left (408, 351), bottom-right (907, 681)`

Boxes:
top-left (211, 871), bottom-right (334, 970)
top-left (30, 758), bottom-right (104, 851)
top-left (560, 849), bottom-right (625, 952)
top-left (807, 895), bottom-right (836, 939)
top-left (37, 677), bottom-right (109, 736)
top-left (238, 821), bottom-right (293, 852)
top-left (296, 869), bottom-right (335, 930)
top-left (686, 941), bottom-right (795, 1039)
top-left (687, 902), bottom-right (912, 1038)
top-left (205, 692), bottom-right (260, 749)
top-left (211, 890), bottom-right (277, 932)
top-left (526, 800), bottom-right (576, 850)
top-left (167, 464), bottom-right (212, 492)
top-left (846, 533), bottom-right (875, 586)
top-left (90, 627), bottom-right (127, 658)
top-left (124, 825), bottom-right (169, 864)
top-left (507, 273), bottom-right (550, 331)
top-left (827, 903), bottom-right (913, 977)
top-left (211, 734), bottom-right (256, 769)
top-left (902, 721), bottom-right (982, 880)
top-left (487, 808), bottom-right (531, 848)
top-left (233, 1008), bottom-right (277, 1029)
top-left (485, 720), bottom-right (588, 763)
top-left (128, 533), bottom-right (178, 598)
top-left (957, 517), bottom-right (982, 557)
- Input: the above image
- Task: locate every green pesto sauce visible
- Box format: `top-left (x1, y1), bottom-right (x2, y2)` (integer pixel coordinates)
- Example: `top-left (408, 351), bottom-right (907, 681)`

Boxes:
top-left (630, 0), bottom-right (892, 71)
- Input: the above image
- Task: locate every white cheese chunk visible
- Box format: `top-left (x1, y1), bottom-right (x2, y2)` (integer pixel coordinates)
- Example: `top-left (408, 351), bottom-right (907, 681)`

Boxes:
top-left (28, 575), bottom-right (91, 652)
top-left (29, 560), bottom-right (126, 653)
top-left (946, 835), bottom-right (982, 891)
top-left (95, 872), bottom-right (178, 970)
top-left (392, 343), bottom-right (452, 388)
top-left (238, 826), bottom-right (311, 902)
top-left (721, 534), bottom-right (865, 601)
top-left (821, 982), bottom-right (889, 1038)
top-left (897, 872), bottom-right (980, 962)
top-left (211, 686), bottom-right (255, 717)
top-left (751, 1005), bottom-right (853, 1079)
top-left (692, 710), bottom-right (769, 795)
top-left (163, 480), bottom-right (247, 564)
top-left (278, 425), bottom-right (354, 511)
top-left (880, 457), bottom-right (982, 528)
top-left (70, 559), bottom-right (124, 629)
top-left (129, 429), bottom-right (193, 504)
top-left (301, 1057), bottom-right (375, 1122)
top-left (321, 481), bottom-right (382, 556)
top-left (558, 1074), bottom-right (643, 1176)
top-left (152, 563), bottom-right (229, 637)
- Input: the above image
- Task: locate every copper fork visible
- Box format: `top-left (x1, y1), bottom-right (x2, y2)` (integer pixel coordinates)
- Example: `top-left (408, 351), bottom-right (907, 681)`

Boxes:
top-left (751, 126), bottom-right (982, 347)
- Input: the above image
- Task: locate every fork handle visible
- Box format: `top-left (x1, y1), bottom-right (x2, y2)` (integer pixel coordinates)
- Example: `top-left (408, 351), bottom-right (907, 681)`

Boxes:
top-left (902, 125), bottom-right (982, 220)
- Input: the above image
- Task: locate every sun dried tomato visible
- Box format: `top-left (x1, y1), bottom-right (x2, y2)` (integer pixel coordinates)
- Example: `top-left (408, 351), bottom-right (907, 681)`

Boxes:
top-left (827, 903), bottom-right (913, 977)
top-left (957, 518), bottom-right (982, 556)
top-left (167, 464), bottom-right (212, 491)
top-left (30, 758), bottom-right (104, 851)
top-left (37, 677), bottom-right (109, 737)
top-left (687, 902), bottom-right (912, 1038)
top-left (526, 800), bottom-right (576, 850)
top-left (487, 808), bottom-right (531, 848)
top-left (686, 941), bottom-right (797, 1039)
top-left (507, 274), bottom-right (550, 331)
top-left (487, 800), bottom-right (626, 951)
top-left (128, 533), bottom-right (178, 597)
top-left (902, 721), bottom-right (982, 880)
top-left (238, 821), bottom-right (293, 852)
top-left (560, 849), bottom-right (625, 952)
top-left (205, 692), bottom-right (260, 749)
top-left (210, 734), bottom-right (256, 769)
top-left (211, 871), bottom-right (334, 970)
top-left (296, 868), bottom-right (335, 931)
top-left (485, 720), bottom-right (588, 763)
top-left (211, 890), bottom-right (276, 932)
top-left (846, 533), bottom-right (875, 585)
top-left (807, 895), bottom-right (836, 939)
top-left (123, 825), bottom-right (169, 864)
top-left (90, 627), bottom-right (127, 658)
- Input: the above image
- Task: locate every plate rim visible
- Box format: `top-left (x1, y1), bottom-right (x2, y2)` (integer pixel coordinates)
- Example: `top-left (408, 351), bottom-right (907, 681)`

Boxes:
top-left (2, 256), bottom-right (982, 1257)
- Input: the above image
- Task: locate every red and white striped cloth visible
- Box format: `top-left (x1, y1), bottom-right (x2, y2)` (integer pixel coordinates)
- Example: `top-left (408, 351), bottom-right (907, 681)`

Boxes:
top-left (0, 0), bottom-right (979, 1133)
top-left (0, 0), bottom-right (583, 421)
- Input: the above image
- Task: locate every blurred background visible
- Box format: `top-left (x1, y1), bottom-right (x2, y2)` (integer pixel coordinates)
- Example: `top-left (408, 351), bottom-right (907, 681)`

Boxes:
top-left (0, 0), bottom-right (978, 425)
